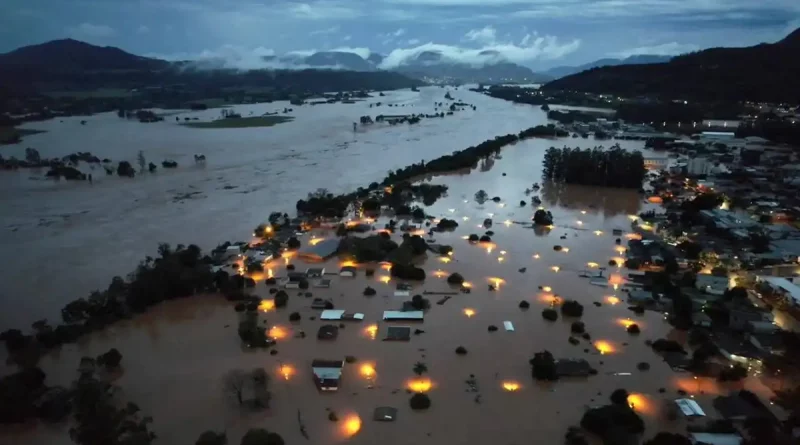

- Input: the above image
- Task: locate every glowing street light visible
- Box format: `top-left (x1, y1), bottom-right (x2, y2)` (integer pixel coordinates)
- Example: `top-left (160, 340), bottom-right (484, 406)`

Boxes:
top-left (365, 324), bottom-right (378, 340)
top-left (463, 308), bottom-right (476, 318)
top-left (502, 381), bottom-right (521, 392)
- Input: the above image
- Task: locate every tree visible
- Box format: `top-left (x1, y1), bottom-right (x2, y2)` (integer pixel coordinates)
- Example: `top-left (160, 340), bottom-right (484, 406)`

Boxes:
top-left (223, 369), bottom-right (248, 405)
top-left (274, 291), bottom-right (289, 308)
top-left (610, 388), bottom-right (630, 406)
top-left (530, 350), bottom-right (557, 380)
top-left (533, 209), bottom-right (553, 226)
top-left (196, 431), bottom-right (227, 445)
top-left (724, 286), bottom-right (748, 302)
top-left (644, 433), bottom-right (691, 445)
top-left (561, 300), bottom-right (584, 317)
top-left (251, 368), bottom-right (271, 409)
top-left (25, 148), bottom-right (41, 164)
top-left (240, 428), bottom-right (284, 445)
top-left (137, 151), bottom-right (146, 173)
top-left (412, 361), bottom-right (428, 376)
top-left (96, 348), bottom-right (122, 369)
top-left (409, 393), bottom-right (431, 410)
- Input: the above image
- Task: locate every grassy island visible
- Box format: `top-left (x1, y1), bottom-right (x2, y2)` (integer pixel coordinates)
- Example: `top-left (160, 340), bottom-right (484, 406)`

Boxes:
top-left (181, 115), bottom-right (294, 129)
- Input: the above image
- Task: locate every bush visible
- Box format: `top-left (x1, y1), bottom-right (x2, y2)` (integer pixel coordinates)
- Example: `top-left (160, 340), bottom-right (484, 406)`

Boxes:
top-left (468, 234), bottom-right (479, 242)
top-left (363, 286), bottom-right (377, 296)
top-left (234, 303), bottom-right (246, 312)
top-left (487, 325), bottom-right (498, 332)
top-left (610, 389), bottom-right (630, 406)
top-left (274, 291), bottom-right (289, 308)
top-left (411, 207), bottom-right (426, 220)
top-left (608, 260), bottom-right (618, 267)
top-left (519, 300), bottom-right (530, 309)
top-left (436, 218), bottom-right (459, 230)
top-left (287, 237), bottom-right (301, 249)
top-left (530, 350), bottom-right (557, 380)
top-left (561, 300), bottom-right (584, 317)
top-left (479, 235), bottom-right (491, 242)
top-left (265, 277), bottom-right (276, 285)
top-left (96, 348), bottom-right (123, 369)
top-left (455, 346), bottom-right (467, 355)
top-left (571, 321), bottom-right (585, 334)
top-left (391, 263), bottom-right (426, 281)
top-left (553, 245), bottom-right (563, 251)
top-left (542, 308), bottom-right (558, 321)
top-left (240, 428), bottom-right (285, 445)
top-left (410, 294), bottom-right (429, 310)
top-left (298, 279), bottom-right (309, 290)
top-left (637, 362), bottom-right (650, 371)
top-left (580, 404), bottom-right (644, 442)
top-left (626, 324), bottom-right (641, 334)
top-left (533, 209), bottom-right (553, 226)
top-left (718, 363), bottom-right (748, 382)
top-left (289, 312), bottom-right (301, 322)
top-left (409, 393), bottom-right (431, 410)
top-left (446, 273), bottom-right (464, 285)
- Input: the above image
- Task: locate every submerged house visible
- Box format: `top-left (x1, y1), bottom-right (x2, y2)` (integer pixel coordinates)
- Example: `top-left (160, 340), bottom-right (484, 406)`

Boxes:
top-left (695, 274), bottom-right (730, 296)
top-left (311, 359), bottom-right (344, 391)
top-left (297, 239), bottom-right (339, 262)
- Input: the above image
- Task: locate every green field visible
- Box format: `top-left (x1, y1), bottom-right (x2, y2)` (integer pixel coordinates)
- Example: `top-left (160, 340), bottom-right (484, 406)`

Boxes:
top-left (0, 127), bottom-right (46, 145)
top-left (182, 116), bottom-right (294, 129)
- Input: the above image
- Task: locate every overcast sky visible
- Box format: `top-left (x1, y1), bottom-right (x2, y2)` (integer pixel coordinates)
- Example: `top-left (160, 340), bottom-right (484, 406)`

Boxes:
top-left (2, 0), bottom-right (799, 69)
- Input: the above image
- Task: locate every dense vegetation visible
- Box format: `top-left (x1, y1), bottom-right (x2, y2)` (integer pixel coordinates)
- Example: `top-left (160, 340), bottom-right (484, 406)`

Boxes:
top-left (542, 145), bottom-right (646, 188)
top-left (478, 85), bottom-right (618, 108)
top-left (541, 28), bottom-right (800, 103)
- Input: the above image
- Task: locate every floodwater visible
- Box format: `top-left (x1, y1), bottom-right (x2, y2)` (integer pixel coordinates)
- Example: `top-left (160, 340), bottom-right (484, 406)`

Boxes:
top-left (1, 87), bottom-right (781, 445)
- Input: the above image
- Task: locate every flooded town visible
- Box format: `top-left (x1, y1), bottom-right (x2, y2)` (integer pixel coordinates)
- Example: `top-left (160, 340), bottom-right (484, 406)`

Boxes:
top-left (2, 82), bottom-right (800, 445)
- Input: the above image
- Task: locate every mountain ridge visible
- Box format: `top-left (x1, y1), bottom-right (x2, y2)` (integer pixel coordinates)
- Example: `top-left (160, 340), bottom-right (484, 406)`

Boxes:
top-left (541, 54), bottom-right (672, 79)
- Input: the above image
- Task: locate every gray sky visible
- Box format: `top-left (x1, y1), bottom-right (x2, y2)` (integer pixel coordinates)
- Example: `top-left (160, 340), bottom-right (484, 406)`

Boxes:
top-left (2, 0), bottom-right (799, 69)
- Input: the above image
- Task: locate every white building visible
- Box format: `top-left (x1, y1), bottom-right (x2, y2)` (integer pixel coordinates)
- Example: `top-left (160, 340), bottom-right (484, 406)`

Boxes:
top-left (687, 157), bottom-right (712, 176)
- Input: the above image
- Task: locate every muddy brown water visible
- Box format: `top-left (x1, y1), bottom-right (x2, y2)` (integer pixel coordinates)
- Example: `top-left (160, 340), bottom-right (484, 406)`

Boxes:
top-left (1, 89), bottom-right (782, 445)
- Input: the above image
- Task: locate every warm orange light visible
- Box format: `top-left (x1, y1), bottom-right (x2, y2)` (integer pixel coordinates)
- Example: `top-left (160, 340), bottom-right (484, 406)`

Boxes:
top-left (551, 266), bottom-right (560, 272)
top-left (587, 262), bottom-right (599, 268)
top-left (284, 256), bottom-right (290, 265)
top-left (340, 260), bottom-right (357, 268)
top-left (379, 275), bottom-right (391, 284)
top-left (380, 262), bottom-right (392, 271)
top-left (365, 324), bottom-right (378, 340)
top-left (625, 233), bottom-right (642, 240)
top-left (615, 246), bottom-right (627, 254)
top-left (407, 378), bottom-right (432, 393)
top-left (489, 277), bottom-right (505, 287)
top-left (267, 268), bottom-right (274, 278)
top-left (562, 247), bottom-right (570, 253)
top-left (259, 300), bottom-right (276, 312)
top-left (502, 381), bottom-right (521, 392)
top-left (542, 286), bottom-right (552, 292)
top-left (265, 226), bottom-right (273, 234)
top-left (463, 308), bottom-right (476, 318)
top-left (462, 281), bottom-right (473, 288)
top-left (411, 229), bottom-right (426, 236)
top-left (626, 393), bottom-right (653, 414)
top-left (605, 296), bottom-right (620, 305)
top-left (434, 270), bottom-right (447, 278)
top-left (342, 415), bottom-right (362, 437)
top-left (439, 257), bottom-right (451, 263)
top-left (268, 326), bottom-right (288, 340)
top-left (609, 274), bottom-right (624, 285)
top-left (594, 340), bottom-right (615, 355)
top-left (279, 364), bottom-right (295, 380)
top-left (309, 237), bottom-right (324, 246)
top-left (497, 257), bottom-right (504, 263)
top-left (360, 363), bottom-right (376, 378)
top-left (612, 256), bottom-right (626, 266)
top-left (539, 294), bottom-right (561, 305)
top-left (617, 318), bottom-right (635, 328)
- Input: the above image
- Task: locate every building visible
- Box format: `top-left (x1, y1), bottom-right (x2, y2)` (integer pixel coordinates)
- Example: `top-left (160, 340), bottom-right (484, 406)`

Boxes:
top-left (644, 156), bottom-right (669, 170)
top-left (713, 391), bottom-right (776, 422)
top-left (311, 359), bottom-right (344, 391)
top-left (339, 266), bottom-right (357, 277)
top-left (383, 311), bottom-right (424, 321)
top-left (554, 359), bottom-right (593, 377)
top-left (695, 274), bottom-right (730, 296)
top-left (729, 307), bottom-right (774, 332)
top-left (688, 157), bottom-right (712, 176)
top-left (297, 239), bottom-right (339, 262)
top-left (674, 398), bottom-right (706, 417)
top-left (756, 276), bottom-right (800, 307)
top-left (689, 432), bottom-right (743, 445)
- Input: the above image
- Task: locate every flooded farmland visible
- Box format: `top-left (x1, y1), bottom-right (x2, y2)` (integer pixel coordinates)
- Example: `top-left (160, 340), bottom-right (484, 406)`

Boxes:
top-left (0, 87), bottom-right (779, 445)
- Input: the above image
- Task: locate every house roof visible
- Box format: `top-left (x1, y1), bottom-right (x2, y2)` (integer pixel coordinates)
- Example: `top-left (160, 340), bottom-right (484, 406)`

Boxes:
top-left (384, 326), bottom-right (411, 341)
top-left (297, 238), bottom-right (340, 260)
top-left (555, 359), bottom-right (592, 376)
top-left (373, 406), bottom-right (398, 421)
top-left (689, 432), bottom-right (742, 445)
top-left (383, 310), bottom-right (424, 321)
top-left (757, 276), bottom-right (800, 304)
top-left (675, 398), bottom-right (706, 417)
top-left (713, 391), bottom-right (774, 421)
top-left (317, 325), bottom-right (339, 339)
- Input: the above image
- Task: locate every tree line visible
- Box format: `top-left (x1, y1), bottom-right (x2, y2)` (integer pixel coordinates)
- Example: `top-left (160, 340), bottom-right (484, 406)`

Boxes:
top-left (542, 145), bottom-right (646, 188)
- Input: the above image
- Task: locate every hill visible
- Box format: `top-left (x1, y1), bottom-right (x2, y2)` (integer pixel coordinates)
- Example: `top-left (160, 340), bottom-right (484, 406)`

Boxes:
top-left (391, 50), bottom-right (549, 84)
top-left (302, 51), bottom-right (376, 71)
top-left (541, 28), bottom-right (800, 102)
top-left (542, 55), bottom-right (672, 79)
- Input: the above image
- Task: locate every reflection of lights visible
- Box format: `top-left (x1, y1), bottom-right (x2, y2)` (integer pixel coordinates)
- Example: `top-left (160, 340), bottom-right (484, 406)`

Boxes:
top-left (380, 262), bottom-right (392, 271)
top-left (581, 210), bottom-right (587, 214)
top-left (268, 326), bottom-right (288, 339)
top-left (280, 364), bottom-right (295, 380)
top-left (434, 270), bottom-right (447, 278)
top-left (498, 257), bottom-right (504, 263)
top-left (587, 262), bottom-right (599, 268)
top-left (542, 286), bottom-right (552, 292)
top-left (462, 281), bottom-right (473, 288)
top-left (594, 230), bottom-right (603, 236)
top-left (486, 246), bottom-right (493, 254)
top-left (488, 213), bottom-right (494, 217)
top-left (628, 215), bottom-right (638, 221)
top-left (576, 220), bottom-right (583, 225)
top-left (407, 378), bottom-right (432, 393)
top-left (448, 208), bottom-right (455, 213)
top-left (461, 235), bottom-right (470, 240)
top-left (551, 266), bottom-right (560, 272)
top-left (615, 246), bottom-right (627, 254)
top-left (439, 257), bottom-right (451, 264)
top-left (533, 253), bottom-right (540, 259)
top-left (259, 300), bottom-right (276, 312)
top-left (606, 296), bottom-right (621, 305)
top-left (360, 363), bottom-right (376, 378)
top-left (500, 250), bottom-right (507, 255)
top-left (562, 247), bottom-right (570, 253)
top-left (463, 308), bottom-right (476, 318)
top-left (502, 381), bottom-right (521, 392)
top-left (342, 415), bottom-right (362, 437)
top-left (267, 268), bottom-right (274, 278)
top-left (504, 220), bottom-right (512, 226)
top-left (462, 216), bottom-right (469, 221)
top-left (546, 224), bottom-right (555, 230)
top-left (447, 251), bottom-right (454, 256)
top-left (617, 318), bottom-right (635, 328)
top-left (612, 256), bottom-right (626, 266)
top-left (539, 294), bottom-right (561, 305)
top-left (411, 229), bottom-right (426, 236)
top-left (365, 324), bottom-right (378, 340)
top-left (489, 277), bottom-right (505, 288)
top-left (613, 284), bottom-right (619, 290)
top-left (309, 237), bottom-right (324, 246)
top-left (625, 233), bottom-right (642, 240)
top-left (594, 340), bottom-right (615, 354)
top-left (499, 203), bottom-right (506, 208)
top-left (626, 393), bottom-right (652, 414)
top-left (379, 276), bottom-right (391, 284)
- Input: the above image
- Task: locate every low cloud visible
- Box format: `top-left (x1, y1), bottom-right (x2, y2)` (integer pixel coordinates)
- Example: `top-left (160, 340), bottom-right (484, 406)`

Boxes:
top-left (310, 25), bottom-right (340, 36)
top-left (136, 25), bottom-right (150, 34)
top-left (463, 26), bottom-right (497, 45)
top-left (329, 46), bottom-right (372, 58)
top-left (379, 33), bottom-right (580, 68)
top-left (612, 42), bottom-right (699, 58)
top-left (150, 45), bottom-right (372, 71)
top-left (67, 23), bottom-right (116, 38)
top-left (407, 38), bottom-right (421, 45)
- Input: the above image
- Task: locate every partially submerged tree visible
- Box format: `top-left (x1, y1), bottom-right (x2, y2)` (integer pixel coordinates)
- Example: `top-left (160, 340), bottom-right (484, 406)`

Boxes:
top-left (223, 369), bottom-right (249, 406)
top-left (196, 431), bottom-right (227, 445)
top-left (240, 428), bottom-right (284, 445)
top-left (412, 361), bottom-right (428, 376)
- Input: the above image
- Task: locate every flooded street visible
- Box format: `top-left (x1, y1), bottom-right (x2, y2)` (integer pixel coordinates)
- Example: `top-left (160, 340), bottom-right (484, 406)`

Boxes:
top-left (1, 88), bottom-right (778, 445)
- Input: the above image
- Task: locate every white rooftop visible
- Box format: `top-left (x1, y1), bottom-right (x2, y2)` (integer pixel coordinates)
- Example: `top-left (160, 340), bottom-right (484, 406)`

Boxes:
top-left (675, 398), bottom-right (706, 417)
top-left (383, 311), bottom-right (424, 320)
top-left (758, 276), bottom-right (800, 304)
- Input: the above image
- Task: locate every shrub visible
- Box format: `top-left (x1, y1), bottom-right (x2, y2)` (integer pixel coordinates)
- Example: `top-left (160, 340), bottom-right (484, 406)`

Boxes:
top-left (468, 234), bottom-right (479, 242)
top-left (608, 260), bottom-right (618, 267)
top-left (96, 348), bottom-right (123, 369)
top-left (571, 321), bottom-right (585, 334)
top-left (363, 286), bottom-right (377, 296)
top-left (289, 312), bottom-right (301, 322)
top-left (286, 264), bottom-right (296, 271)
top-left (561, 300), bottom-right (584, 317)
top-left (391, 263), bottom-right (426, 281)
top-left (298, 279), bottom-right (309, 290)
top-left (410, 294), bottom-right (429, 310)
top-left (436, 218), bottom-right (459, 230)
top-left (274, 291), bottom-right (289, 308)
top-left (530, 350), bottom-right (557, 381)
top-left (487, 325), bottom-right (498, 332)
top-left (519, 300), bottom-right (531, 309)
top-left (409, 393), bottom-right (431, 410)
top-left (455, 346), bottom-right (467, 355)
top-left (542, 308), bottom-right (558, 321)
top-left (287, 237), bottom-right (301, 249)
top-left (479, 235), bottom-right (491, 242)
top-left (553, 245), bottom-right (563, 251)
top-left (637, 362), bottom-right (650, 371)
top-left (626, 324), bottom-right (641, 334)
top-left (610, 389), bottom-right (630, 406)
top-left (265, 277), bottom-right (277, 285)
top-left (533, 209), bottom-right (553, 225)
top-left (446, 273), bottom-right (464, 285)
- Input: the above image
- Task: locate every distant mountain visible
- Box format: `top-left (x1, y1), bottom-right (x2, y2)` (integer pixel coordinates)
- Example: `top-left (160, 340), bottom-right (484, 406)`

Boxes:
top-left (0, 38), bottom-right (169, 72)
top-left (302, 51), bottom-right (376, 71)
top-left (542, 55), bottom-right (672, 79)
top-left (391, 50), bottom-right (550, 84)
top-left (541, 28), bottom-right (800, 102)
